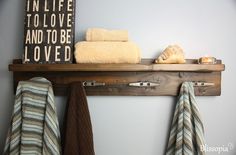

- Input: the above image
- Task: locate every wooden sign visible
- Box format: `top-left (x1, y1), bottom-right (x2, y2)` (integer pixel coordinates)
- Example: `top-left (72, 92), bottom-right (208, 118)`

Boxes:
top-left (23, 0), bottom-right (75, 64)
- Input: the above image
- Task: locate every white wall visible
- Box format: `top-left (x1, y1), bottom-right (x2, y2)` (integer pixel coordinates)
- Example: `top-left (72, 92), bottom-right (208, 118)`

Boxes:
top-left (1, 0), bottom-right (236, 154)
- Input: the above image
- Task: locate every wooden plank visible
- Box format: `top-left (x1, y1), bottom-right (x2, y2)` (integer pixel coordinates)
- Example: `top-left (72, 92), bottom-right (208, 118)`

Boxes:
top-left (9, 59), bottom-right (225, 72)
top-left (12, 71), bottom-right (221, 96)
top-left (14, 58), bottom-right (223, 64)
top-left (9, 58), bottom-right (224, 96)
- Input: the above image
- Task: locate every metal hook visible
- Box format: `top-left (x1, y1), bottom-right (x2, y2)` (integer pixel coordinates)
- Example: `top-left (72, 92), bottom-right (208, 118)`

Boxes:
top-left (83, 81), bottom-right (105, 87)
top-left (192, 81), bottom-right (214, 87)
top-left (129, 81), bottom-right (160, 87)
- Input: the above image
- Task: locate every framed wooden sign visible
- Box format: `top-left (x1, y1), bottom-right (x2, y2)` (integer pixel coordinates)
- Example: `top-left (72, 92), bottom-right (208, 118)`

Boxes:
top-left (23, 0), bottom-right (75, 64)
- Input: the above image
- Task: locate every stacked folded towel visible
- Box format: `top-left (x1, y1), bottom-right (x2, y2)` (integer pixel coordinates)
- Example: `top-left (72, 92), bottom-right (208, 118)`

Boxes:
top-left (74, 28), bottom-right (141, 63)
top-left (86, 28), bottom-right (129, 42)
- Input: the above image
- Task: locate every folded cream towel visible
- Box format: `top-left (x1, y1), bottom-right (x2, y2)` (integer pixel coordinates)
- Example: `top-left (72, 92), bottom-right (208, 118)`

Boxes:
top-left (86, 28), bottom-right (129, 42)
top-left (74, 41), bottom-right (141, 63)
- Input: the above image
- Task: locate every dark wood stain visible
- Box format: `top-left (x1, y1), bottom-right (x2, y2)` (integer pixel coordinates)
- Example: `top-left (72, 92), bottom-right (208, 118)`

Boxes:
top-left (9, 59), bottom-right (225, 96)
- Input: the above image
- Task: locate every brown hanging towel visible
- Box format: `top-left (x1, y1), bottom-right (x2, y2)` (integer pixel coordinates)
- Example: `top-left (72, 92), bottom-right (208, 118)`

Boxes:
top-left (62, 82), bottom-right (95, 155)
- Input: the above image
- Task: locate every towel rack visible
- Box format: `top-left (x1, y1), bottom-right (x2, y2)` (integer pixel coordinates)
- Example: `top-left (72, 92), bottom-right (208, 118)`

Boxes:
top-left (8, 59), bottom-right (225, 96)
top-left (83, 81), bottom-right (215, 88)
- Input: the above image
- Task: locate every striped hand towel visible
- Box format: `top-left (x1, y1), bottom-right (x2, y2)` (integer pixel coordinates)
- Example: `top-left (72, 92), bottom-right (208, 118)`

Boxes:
top-left (166, 82), bottom-right (205, 155)
top-left (3, 77), bottom-right (61, 155)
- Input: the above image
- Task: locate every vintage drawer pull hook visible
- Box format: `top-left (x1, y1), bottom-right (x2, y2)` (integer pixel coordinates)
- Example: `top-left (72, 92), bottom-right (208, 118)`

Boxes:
top-left (129, 82), bottom-right (160, 87)
top-left (83, 81), bottom-right (105, 87)
top-left (192, 81), bottom-right (215, 87)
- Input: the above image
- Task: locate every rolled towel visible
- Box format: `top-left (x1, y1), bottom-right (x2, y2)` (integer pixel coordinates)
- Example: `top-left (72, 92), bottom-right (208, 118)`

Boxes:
top-left (86, 28), bottom-right (129, 42)
top-left (74, 41), bottom-right (141, 63)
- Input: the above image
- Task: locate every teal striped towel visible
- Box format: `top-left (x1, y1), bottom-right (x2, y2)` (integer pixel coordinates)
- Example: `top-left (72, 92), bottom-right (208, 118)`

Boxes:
top-left (166, 82), bottom-right (205, 155)
top-left (4, 77), bottom-right (61, 155)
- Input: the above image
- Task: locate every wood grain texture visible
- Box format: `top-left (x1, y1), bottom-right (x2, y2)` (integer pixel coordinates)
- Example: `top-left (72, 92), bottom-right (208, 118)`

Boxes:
top-left (12, 71), bottom-right (221, 96)
top-left (9, 59), bottom-right (224, 96)
top-left (9, 59), bottom-right (225, 72)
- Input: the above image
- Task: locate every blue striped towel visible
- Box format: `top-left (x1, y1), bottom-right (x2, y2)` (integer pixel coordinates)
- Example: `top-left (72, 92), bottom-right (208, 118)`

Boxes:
top-left (166, 82), bottom-right (205, 155)
top-left (3, 77), bottom-right (61, 155)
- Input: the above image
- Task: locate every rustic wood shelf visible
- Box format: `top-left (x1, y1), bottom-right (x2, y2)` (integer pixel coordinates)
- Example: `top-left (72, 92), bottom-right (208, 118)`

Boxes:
top-left (9, 59), bottom-right (225, 96)
top-left (9, 59), bottom-right (224, 72)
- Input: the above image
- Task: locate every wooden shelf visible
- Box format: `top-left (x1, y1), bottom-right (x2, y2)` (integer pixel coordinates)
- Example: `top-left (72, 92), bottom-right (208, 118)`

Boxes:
top-left (9, 59), bottom-right (225, 96)
top-left (9, 59), bottom-right (225, 72)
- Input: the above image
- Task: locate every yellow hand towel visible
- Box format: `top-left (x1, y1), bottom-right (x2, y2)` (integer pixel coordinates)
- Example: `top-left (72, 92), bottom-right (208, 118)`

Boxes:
top-left (74, 41), bottom-right (141, 63)
top-left (86, 28), bottom-right (129, 42)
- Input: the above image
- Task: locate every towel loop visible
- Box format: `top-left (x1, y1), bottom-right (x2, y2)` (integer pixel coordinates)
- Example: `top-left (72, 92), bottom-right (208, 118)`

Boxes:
top-left (83, 81), bottom-right (105, 87)
top-left (129, 81), bottom-right (160, 87)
